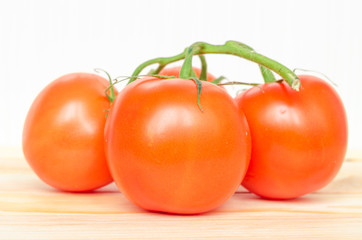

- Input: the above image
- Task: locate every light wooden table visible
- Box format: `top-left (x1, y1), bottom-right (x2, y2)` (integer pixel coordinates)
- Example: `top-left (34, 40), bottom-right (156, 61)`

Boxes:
top-left (1, 147), bottom-right (362, 239)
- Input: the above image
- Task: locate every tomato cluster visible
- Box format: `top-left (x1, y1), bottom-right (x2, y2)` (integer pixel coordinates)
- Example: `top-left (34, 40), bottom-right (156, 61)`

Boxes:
top-left (23, 41), bottom-right (348, 214)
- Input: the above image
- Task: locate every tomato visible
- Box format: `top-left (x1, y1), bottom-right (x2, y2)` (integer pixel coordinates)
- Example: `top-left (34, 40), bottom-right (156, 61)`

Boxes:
top-left (105, 77), bottom-right (251, 214)
top-left (23, 73), bottom-right (118, 192)
top-left (159, 66), bottom-right (216, 81)
top-left (235, 75), bottom-right (348, 199)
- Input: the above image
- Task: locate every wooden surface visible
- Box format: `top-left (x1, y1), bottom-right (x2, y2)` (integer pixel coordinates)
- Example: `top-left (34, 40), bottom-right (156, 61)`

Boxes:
top-left (1, 148), bottom-right (362, 239)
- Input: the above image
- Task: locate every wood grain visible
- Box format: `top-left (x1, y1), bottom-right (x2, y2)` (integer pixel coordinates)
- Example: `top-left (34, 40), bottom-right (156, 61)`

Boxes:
top-left (1, 147), bottom-right (362, 239)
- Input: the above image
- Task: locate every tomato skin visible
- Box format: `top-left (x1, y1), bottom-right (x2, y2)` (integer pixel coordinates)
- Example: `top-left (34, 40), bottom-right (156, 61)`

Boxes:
top-left (105, 77), bottom-right (251, 214)
top-left (159, 66), bottom-right (216, 81)
top-left (235, 75), bottom-right (348, 199)
top-left (23, 73), bottom-right (117, 192)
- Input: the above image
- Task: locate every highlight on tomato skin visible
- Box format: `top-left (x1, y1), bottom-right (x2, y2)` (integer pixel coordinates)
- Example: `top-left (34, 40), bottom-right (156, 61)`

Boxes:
top-left (235, 75), bottom-right (348, 199)
top-left (22, 72), bottom-right (118, 192)
top-left (104, 76), bottom-right (251, 214)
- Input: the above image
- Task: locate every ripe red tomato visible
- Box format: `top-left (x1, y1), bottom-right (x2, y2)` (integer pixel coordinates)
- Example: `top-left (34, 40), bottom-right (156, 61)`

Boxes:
top-left (235, 75), bottom-right (348, 199)
top-left (23, 73), bottom-right (118, 192)
top-left (159, 66), bottom-right (216, 81)
top-left (105, 77), bottom-right (251, 214)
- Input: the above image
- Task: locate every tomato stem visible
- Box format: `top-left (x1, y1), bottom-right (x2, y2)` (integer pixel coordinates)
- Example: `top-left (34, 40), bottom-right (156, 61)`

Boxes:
top-left (225, 41), bottom-right (276, 83)
top-left (259, 65), bottom-right (276, 83)
top-left (180, 46), bottom-right (199, 79)
top-left (131, 51), bottom-right (186, 79)
top-left (192, 41), bottom-right (300, 90)
top-left (129, 41), bottom-right (300, 90)
top-left (218, 81), bottom-right (260, 87)
top-left (180, 46), bottom-right (204, 111)
top-left (198, 55), bottom-right (208, 81)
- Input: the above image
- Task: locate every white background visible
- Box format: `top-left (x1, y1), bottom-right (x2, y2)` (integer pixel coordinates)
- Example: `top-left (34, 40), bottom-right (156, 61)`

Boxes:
top-left (0, 0), bottom-right (361, 150)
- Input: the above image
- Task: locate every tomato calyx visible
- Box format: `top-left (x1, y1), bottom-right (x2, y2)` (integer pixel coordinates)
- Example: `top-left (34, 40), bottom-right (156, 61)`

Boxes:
top-left (94, 68), bottom-right (117, 104)
top-left (209, 76), bottom-right (225, 85)
top-left (95, 68), bottom-right (185, 107)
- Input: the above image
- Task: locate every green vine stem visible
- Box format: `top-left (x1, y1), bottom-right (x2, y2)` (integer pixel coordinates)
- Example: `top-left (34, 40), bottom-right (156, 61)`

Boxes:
top-left (179, 45), bottom-right (204, 111)
top-left (131, 51), bottom-right (186, 79)
top-left (226, 41), bottom-right (276, 83)
top-left (198, 55), bottom-right (207, 81)
top-left (180, 46), bottom-right (200, 79)
top-left (129, 41), bottom-right (300, 90)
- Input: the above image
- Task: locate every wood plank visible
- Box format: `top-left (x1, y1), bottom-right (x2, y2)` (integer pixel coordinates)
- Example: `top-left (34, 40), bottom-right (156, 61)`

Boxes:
top-left (1, 212), bottom-right (361, 240)
top-left (1, 147), bottom-right (362, 239)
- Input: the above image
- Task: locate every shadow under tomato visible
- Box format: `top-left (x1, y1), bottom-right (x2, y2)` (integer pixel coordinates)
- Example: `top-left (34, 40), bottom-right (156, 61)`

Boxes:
top-left (236, 191), bottom-right (324, 203)
top-left (44, 182), bottom-right (119, 194)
